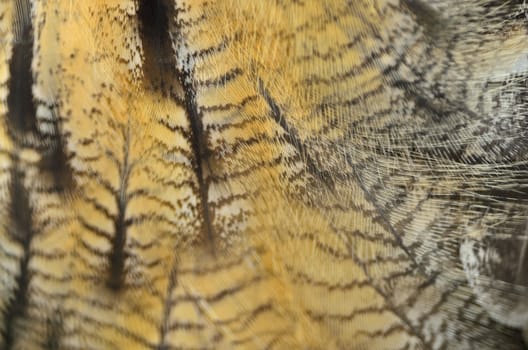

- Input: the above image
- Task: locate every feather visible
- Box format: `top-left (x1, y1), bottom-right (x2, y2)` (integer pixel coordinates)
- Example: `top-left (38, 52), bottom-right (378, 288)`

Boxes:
top-left (1, 0), bottom-right (528, 349)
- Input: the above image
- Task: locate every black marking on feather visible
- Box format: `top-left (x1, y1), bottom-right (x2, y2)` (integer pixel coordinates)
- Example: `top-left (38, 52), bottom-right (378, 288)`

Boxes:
top-left (329, 223), bottom-right (429, 348)
top-left (139, 0), bottom-right (216, 249)
top-left (41, 137), bottom-right (74, 192)
top-left (182, 82), bottom-right (216, 249)
top-left (401, 0), bottom-right (446, 38)
top-left (138, 0), bottom-right (178, 94)
top-left (2, 2), bottom-right (40, 345)
top-left (481, 0), bottom-right (525, 20)
top-left (156, 263), bottom-right (178, 350)
top-left (170, 8), bottom-right (216, 250)
top-left (7, 0), bottom-right (38, 138)
top-left (257, 79), bottom-right (335, 192)
top-left (2, 167), bottom-right (34, 349)
top-left (392, 80), bottom-right (491, 164)
top-left (38, 109), bottom-right (74, 192)
top-left (396, 78), bottom-right (528, 166)
top-left (106, 125), bottom-right (132, 291)
top-left (345, 160), bottom-right (424, 277)
top-left (45, 312), bottom-right (63, 350)
top-left (393, 80), bottom-right (455, 122)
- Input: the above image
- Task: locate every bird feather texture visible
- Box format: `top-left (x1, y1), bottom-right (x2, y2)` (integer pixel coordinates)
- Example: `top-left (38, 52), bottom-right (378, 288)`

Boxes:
top-left (1, 0), bottom-right (528, 349)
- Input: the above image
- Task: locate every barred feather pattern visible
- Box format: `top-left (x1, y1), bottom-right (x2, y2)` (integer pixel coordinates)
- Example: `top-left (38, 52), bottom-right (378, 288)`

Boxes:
top-left (0, 0), bottom-right (528, 349)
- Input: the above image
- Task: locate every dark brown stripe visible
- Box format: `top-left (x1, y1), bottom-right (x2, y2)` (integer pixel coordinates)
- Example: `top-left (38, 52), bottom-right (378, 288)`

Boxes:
top-left (171, 10), bottom-right (216, 250)
top-left (286, 266), bottom-right (369, 291)
top-left (201, 94), bottom-right (258, 113)
top-left (60, 310), bottom-right (156, 348)
top-left (306, 306), bottom-right (387, 322)
top-left (107, 125), bottom-right (132, 290)
top-left (401, 0), bottom-right (446, 38)
top-left (156, 263), bottom-right (178, 350)
top-left (257, 79), bottom-right (335, 191)
top-left (7, 0), bottom-right (37, 137)
top-left (195, 67), bottom-right (243, 87)
top-left (2, 167), bottom-right (34, 349)
top-left (138, 0), bottom-right (178, 93)
top-left (45, 312), bottom-right (63, 350)
top-left (203, 275), bottom-right (263, 304)
top-left (182, 88), bottom-right (216, 248)
top-left (354, 323), bottom-right (406, 339)
top-left (217, 303), bottom-right (273, 330)
top-left (3, 4), bottom-right (40, 340)
top-left (38, 109), bottom-right (74, 193)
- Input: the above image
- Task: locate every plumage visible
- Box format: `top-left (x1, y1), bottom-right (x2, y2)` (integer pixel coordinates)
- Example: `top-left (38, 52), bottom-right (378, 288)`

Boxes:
top-left (1, 0), bottom-right (528, 349)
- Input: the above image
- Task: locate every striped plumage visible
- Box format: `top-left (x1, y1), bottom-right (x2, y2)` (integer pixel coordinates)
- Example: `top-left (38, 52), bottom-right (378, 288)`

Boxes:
top-left (1, 0), bottom-right (528, 349)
